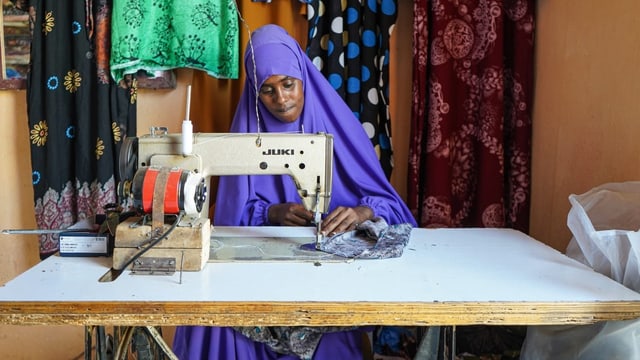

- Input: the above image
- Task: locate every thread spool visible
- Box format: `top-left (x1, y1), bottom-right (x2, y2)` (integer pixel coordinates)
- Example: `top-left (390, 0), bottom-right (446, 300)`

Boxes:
top-left (129, 167), bottom-right (206, 215)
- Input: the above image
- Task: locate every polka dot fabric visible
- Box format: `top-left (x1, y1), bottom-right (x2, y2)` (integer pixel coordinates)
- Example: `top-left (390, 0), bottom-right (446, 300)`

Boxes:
top-left (306, 0), bottom-right (398, 178)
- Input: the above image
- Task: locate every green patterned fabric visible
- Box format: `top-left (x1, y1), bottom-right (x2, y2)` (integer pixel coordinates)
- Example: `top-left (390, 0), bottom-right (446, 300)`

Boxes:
top-left (110, 0), bottom-right (239, 82)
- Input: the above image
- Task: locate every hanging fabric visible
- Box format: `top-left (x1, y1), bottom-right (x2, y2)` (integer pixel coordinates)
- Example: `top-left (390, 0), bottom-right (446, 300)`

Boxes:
top-left (22, 0), bottom-right (136, 258)
top-left (109, 0), bottom-right (240, 83)
top-left (306, 0), bottom-right (397, 178)
top-left (408, 0), bottom-right (534, 232)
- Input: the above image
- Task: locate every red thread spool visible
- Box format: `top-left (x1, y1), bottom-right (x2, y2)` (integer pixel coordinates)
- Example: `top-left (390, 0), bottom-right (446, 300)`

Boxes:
top-left (130, 167), bottom-right (206, 215)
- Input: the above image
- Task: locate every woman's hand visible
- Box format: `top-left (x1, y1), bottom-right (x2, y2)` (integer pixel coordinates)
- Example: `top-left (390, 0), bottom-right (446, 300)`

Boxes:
top-left (321, 206), bottom-right (373, 236)
top-left (268, 203), bottom-right (314, 226)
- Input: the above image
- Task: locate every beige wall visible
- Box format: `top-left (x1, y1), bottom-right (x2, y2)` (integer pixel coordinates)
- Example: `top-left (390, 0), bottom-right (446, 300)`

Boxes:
top-left (529, 0), bottom-right (640, 250)
top-left (2, 0), bottom-right (640, 357)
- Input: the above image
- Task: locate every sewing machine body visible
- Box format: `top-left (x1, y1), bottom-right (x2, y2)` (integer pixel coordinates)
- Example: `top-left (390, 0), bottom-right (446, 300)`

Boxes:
top-left (113, 128), bottom-right (333, 271)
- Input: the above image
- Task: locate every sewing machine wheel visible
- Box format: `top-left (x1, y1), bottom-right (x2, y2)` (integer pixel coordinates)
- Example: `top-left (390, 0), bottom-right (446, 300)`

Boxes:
top-left (118, 136), bottom-right (138, 182)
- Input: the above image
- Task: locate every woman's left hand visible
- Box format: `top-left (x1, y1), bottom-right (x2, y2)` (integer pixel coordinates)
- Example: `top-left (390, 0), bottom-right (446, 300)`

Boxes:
top-left (321, 206), bottom-right (373, 236)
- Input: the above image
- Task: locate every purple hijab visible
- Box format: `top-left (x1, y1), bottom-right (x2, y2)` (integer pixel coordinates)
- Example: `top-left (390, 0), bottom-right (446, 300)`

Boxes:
top-left (214, 24), bottom-right (416, 227)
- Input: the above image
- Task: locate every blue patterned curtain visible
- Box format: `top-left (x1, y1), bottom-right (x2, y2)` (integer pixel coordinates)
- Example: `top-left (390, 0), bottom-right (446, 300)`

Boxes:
top-left (21, 0), bottom-right (137, 258)
top-left (306, 0), bottom-right (397, 178)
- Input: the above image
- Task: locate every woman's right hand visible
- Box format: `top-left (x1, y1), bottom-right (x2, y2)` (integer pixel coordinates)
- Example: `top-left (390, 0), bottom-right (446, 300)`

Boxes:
top-left (268, 203), bottom-right (314, 226)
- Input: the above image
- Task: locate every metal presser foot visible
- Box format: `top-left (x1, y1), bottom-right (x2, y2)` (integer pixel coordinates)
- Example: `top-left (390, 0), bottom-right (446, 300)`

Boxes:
top-left (299, 215), bottom-right (324, 252)
top-left (315, 221), bottom-right (323, 250)
top-left (314, 208), bottom-right (324, 250)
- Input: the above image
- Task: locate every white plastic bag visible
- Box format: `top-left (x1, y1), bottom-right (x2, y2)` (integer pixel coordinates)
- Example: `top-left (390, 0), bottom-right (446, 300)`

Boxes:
top-left (565, 181), bottom-right (640, 290)
top-left (521, 320), bottom-right (640, 360)
top-left (521, 181), bottom-right (640, 360)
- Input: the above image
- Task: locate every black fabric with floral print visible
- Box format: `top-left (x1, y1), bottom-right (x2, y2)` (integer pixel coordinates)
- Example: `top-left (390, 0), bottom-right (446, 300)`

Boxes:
top-left (21, 0), bottom-right (136, 258)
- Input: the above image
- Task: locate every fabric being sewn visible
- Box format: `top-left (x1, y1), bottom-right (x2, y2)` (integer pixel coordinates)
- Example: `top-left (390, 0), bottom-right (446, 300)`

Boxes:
top-left (231, 218), bottom-right (412, 358)
top-left (319, 217), bottom-right (413, 259)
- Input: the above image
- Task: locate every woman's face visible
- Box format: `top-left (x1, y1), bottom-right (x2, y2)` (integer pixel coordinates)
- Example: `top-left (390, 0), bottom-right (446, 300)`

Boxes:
top-left (258, 75), bottom-right (304, 123)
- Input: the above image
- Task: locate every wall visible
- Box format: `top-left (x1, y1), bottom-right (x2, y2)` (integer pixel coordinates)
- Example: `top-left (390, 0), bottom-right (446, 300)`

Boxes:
top-left (0, 90), bottom-right (79, 359)
top-left (388, 1), bottom-right (413, 202)
top-left (529, 0), bottom-right (640, 250)
top-left (2, 0), bottom-right (640, 357)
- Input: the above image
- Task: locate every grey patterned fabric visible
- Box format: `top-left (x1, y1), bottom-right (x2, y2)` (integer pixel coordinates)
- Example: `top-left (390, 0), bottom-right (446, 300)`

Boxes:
top-left (319, 217), bottom-right (413, 259)
top-left (232, 326), bottom-right (356, 360)
top-left (231, 219), bottom-right (412, 358)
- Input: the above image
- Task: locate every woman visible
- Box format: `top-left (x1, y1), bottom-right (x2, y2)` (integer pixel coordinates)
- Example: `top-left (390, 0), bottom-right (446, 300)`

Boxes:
top-left (173, 24), bottom-right (417, 360)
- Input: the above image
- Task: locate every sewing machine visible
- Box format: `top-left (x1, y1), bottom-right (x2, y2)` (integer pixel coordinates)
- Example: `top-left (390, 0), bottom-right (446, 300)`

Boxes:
top-left (112, 126), bottom-right (333, 272)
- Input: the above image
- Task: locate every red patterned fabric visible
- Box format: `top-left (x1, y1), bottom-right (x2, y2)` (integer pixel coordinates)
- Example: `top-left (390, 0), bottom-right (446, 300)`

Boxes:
top-left (409, 0), bottom-right (534, 232)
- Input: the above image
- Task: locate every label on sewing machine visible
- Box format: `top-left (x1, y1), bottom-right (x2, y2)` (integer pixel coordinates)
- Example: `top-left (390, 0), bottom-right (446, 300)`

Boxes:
top-left (59, 232), bottom-right (110, 257)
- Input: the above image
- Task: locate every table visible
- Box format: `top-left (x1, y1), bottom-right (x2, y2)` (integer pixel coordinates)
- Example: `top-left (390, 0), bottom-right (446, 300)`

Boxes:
top-left (1, 227), bottom-right (640, 327)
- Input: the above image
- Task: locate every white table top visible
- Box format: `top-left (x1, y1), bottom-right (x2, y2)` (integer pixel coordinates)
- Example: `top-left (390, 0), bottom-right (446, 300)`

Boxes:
top-left (1, 227), bottom-right (640, 326)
